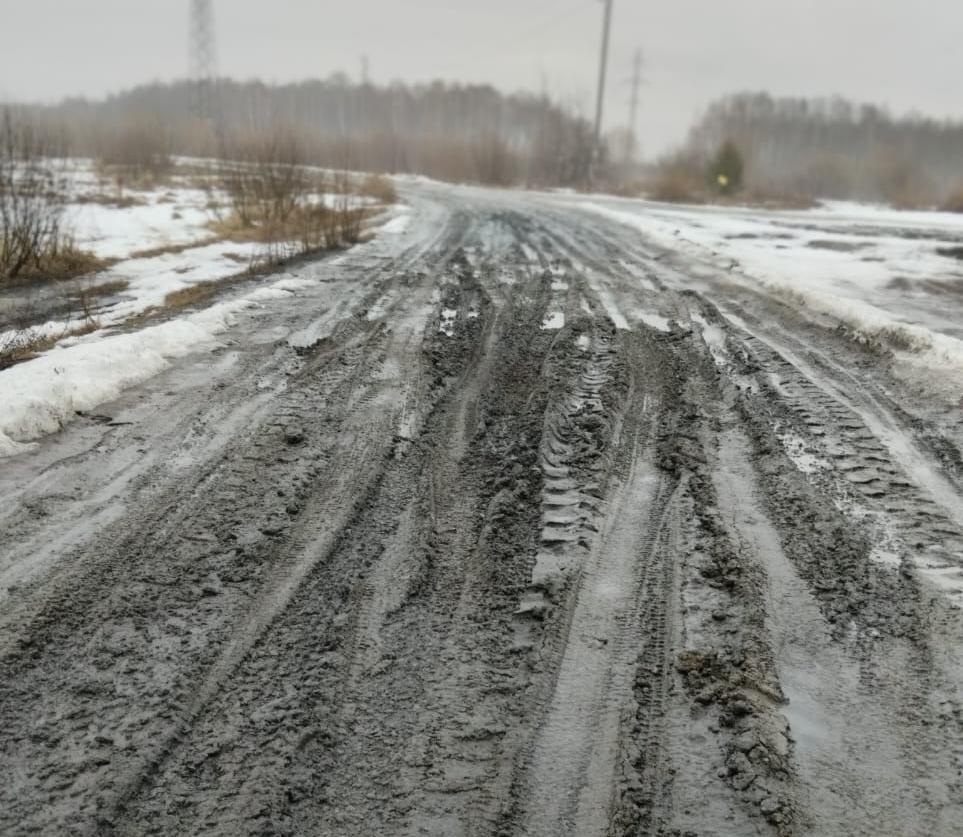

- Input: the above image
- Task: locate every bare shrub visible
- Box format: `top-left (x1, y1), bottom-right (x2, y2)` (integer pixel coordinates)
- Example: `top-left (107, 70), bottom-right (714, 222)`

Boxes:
top-left (0, 111), bottom-right (97, 284)
top-left (76, 278), bottom-right (129, 298)
top-left (218, 129), bottom-right (309, 229)
top-left (99, 117), bottom-right (172, 188)
top-left (358, 174), bottom-right (397, 204)
top-left (330, 173), bottom-right (365, 245)
top-left (164, 283), bottom-right (219, 311)
top-left (214, 129), bottom-right (370, 261)
top-left (648, 156), bottom-right (705, 204)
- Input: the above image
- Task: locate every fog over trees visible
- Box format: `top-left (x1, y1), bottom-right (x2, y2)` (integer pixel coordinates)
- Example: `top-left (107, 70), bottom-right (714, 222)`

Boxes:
top-left (679, 92), bottom-right (963, 206)
top-left (13, 77), bottom-right (597, 188)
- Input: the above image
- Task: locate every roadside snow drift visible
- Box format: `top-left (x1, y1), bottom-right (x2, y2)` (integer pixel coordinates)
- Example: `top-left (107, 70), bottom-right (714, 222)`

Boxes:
top-left (0, 278), bottom-right (311, 457)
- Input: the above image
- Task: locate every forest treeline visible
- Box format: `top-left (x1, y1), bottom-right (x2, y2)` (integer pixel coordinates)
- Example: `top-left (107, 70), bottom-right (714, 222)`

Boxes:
top-left (666, 92), bottom-right (963, 208)
top-left (14, 77), bottom-right (596, 188)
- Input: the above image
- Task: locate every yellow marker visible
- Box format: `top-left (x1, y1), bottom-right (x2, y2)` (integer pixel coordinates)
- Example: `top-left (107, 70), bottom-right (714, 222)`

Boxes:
top-left (717, 174), bottom-right (729, 188)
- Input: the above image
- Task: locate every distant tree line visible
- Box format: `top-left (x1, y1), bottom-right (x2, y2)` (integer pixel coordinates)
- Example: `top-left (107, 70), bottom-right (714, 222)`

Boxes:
top-left (676, 92), bottom-right (963, 207)
top-left (12, 77), bottom-right (597, 188)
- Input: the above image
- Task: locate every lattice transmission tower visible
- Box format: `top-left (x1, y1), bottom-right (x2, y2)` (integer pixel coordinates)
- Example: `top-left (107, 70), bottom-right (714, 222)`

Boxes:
top-left (189, 0), bottom-right (218, 121)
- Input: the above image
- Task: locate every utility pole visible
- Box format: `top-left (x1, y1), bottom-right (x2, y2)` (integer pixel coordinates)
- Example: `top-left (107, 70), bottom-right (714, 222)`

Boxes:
top-left (590, 0), bottom-right (614, 186)
top-left (189, 0), bottom-right (217, 121)
top-left (627, 48), bottom-right (643, 163)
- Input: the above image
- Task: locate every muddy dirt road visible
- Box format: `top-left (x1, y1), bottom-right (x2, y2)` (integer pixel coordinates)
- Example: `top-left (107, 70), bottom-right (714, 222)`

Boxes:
top-left (1, 183), bottom-right (962, 836)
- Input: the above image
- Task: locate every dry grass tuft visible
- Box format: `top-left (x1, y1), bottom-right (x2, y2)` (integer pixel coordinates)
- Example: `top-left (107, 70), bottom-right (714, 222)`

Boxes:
top-left (75, 279), bottom-right (130, 298)
top-left (129, 239), bottom-right (219, 260)
top-left (5, 240), bottom-right (109, 288)
top-left (164, 284), bottom-right (219, 311)
top-left (648, 165), bottom-right (705, 204)
top-left (73, 192), bottom-right (146, 209)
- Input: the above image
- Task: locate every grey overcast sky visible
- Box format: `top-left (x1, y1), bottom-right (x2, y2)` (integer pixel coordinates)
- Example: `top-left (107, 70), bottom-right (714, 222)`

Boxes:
top-left (0, 0), bottom-right (960, 156)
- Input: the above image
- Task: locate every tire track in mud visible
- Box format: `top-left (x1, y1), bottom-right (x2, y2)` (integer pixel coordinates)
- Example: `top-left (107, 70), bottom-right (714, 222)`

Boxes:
top-left (533, 205), bottom-right (963, 836)
top-left (3, 191), bottom-right (963, 837)
top-left (512, 327), bottom-right (656, 836)
top-left (0, 210), bottom-right (472, 836)
top-left (100, 222), bottom-right (480, 833)
top-left (695, 299), bottom-right (963, 619)
top-left (97, 219), bottom-right (565, 835)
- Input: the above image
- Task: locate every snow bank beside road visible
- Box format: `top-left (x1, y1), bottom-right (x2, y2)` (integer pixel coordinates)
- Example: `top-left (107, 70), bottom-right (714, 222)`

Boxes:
top-left (0, 276), bottom-right (305, 457)
top-left (577, 199), bottom-right (963, 380)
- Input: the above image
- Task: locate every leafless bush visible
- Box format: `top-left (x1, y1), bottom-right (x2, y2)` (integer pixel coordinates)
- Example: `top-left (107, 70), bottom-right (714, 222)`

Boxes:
top-left (164, 283), bottom-right (219, 311)
top-left (215, 129), bottom-right (370, 262)
top-left (218, 129), bottom-right (310, 228)
top-left (647, 156), bottom-right (705, 204)
top-left (0, 111), bottom-right (72, 283)
top-left (286, 199), bottom-right (365, 255)
top-left (358, 174), bottom-right (397, 204)
top-left (99, 117), bottom-right (172, 186)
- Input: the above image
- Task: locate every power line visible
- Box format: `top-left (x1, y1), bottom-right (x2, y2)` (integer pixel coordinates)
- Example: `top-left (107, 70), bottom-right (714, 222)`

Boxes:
top-left (437, 0), bottom-right (597, 81)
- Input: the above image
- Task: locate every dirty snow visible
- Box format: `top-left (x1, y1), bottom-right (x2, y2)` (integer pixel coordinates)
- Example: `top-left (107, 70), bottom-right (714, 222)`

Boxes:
top-left (0, 161), bottom-right (408, 456)
top-left (439, 308), bottom-right (458, 336)
top-left (690, 312), bottom-right (729, 366)
top-left (778, 431), bottom-right (831, 475)
top-left (595, 287), bottom-right (630, 330)
top-left (0, 274), bottom-right (320, 454)
top-left (634, 309), bottom-right (671, 333)
top-left (577, 198), bottom-right (963, 394)
top-left (1, 160), bottom-right (405, 356)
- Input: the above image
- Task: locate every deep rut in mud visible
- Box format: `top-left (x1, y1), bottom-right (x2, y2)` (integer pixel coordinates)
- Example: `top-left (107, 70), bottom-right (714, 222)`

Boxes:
top-left (1, 186), bottom-right (961, 836)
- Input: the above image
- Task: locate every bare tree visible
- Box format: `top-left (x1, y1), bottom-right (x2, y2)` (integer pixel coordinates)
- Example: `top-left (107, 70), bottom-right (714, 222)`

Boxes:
top-left (680, 92), bottom-right (963, 205)
top-left (19, 77), bottom-right (598, 188)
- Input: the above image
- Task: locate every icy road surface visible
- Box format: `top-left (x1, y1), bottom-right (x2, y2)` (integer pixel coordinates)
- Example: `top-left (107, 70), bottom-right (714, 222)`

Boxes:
top-left (1, 183), bottom-right (961, 837)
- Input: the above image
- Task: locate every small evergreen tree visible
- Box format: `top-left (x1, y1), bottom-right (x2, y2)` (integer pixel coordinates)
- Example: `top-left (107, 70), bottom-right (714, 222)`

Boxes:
top-left (708, 140), bottom-right (744, 196)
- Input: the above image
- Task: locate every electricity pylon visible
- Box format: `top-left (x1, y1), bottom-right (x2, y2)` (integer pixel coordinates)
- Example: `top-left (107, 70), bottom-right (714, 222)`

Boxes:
top-left (189, 0), bottom-right (218, 121)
